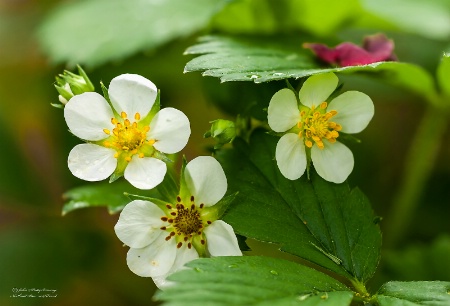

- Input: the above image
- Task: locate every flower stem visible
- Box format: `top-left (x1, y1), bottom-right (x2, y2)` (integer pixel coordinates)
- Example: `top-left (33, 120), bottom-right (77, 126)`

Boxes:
top-left (385, 104), bottom-right (448, 247)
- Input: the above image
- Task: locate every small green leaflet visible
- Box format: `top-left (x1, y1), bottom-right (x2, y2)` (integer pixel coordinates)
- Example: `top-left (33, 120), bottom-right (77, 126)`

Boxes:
top-left (38, 0), bottom-right (230, 67)
top-left (376, 281), bottom-right (450, 305)
top-left (155, 256), bottom-right (353, 306)
top-left (216, 130), bottom-right (382, 283)
top-left (184, 35), bottom-right (438, 102)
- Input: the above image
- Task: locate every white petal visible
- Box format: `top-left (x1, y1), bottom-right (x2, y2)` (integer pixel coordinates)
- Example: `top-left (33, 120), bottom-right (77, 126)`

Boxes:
top-left (148, 108), bottom-right (191, 154)
top-left (152, 244), bottom-right (199, 289)
top-left (68, 144), bottom-right (116, 181)
top-left (267, 88), bottom-right (300, 132)
top-left (64, 92), bottom-right (114, 141)
top-left (275, 133), bottom-right (307, 180)
top-left (126, 232), bottom-right (176, 277)
top-left (311, 141), bottom-right (354, 184)
top-left (124, 156), bottom-right (167, 190)
top-left (328, 91), bottom-right (375, 134)
top-left (299, 73), bottom-right (338, 108)
top-left (184, 156), bottom-right (227, 207)
top-left (109, 74), bottom-right (157, 118)
top-left (204, 220), bottom-right (242, 256)
top-left (114, 200), bottom-right (166, 248)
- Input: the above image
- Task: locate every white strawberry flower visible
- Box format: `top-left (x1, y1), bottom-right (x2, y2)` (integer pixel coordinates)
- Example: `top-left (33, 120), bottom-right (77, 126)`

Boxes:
top-left (114, 156), bottom-right (242, 289)
top-left (268, 72), bottom-right (374, 183)
top-left (64, 74), bottom-right (190, 189)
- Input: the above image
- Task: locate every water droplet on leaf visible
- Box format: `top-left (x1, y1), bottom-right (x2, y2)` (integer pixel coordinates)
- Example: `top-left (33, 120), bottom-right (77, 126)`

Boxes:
top-left (270, 270), bottom-right (278, 275)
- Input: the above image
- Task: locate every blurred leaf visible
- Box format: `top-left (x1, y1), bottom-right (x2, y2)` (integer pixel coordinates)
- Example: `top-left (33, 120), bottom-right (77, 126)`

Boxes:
top-left (185, 35), bottom-right (438, 101)
top-left (382, 235), bottom-right (450, 281)
top-left (376, 281), bottom-right (450, 305)
top-left (216, 130), bottom-right (382, 283)
top-left (437, 53), bottom-right (450, 97)
top-left (63, 179), bottom-right (163, 215)
top-left (361, 0), bottom-right (450, 40)
top-left (156, 257), bottom-right (353, 306)
top-left (38, 0), bottom-right (230, 67)
top-left (212, 0), bottom-right (360, 36)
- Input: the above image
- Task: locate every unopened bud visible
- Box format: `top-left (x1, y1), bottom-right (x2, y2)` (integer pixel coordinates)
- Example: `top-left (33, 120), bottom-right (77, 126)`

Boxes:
top-left (204, 119), bottom-right (236, 149)
top-left (53, 65), bottom-right (94, 107)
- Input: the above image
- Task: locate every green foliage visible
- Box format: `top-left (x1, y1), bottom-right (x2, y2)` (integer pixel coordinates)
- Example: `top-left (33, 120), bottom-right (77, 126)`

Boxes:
top-left (376, 281), bottom-right (450, 305)
top-left (156, 256), bottom-right (353, 306)
top-left (437, 53), bottom-right (450, 98)
top-left (63, 180), bottom-right (163, 215)
top-left (185, 35), bottom-right (438, 102)
top-left (38, 0), bottom-right (230, 67)
top-left (216, 130), bottom-right (382, 283)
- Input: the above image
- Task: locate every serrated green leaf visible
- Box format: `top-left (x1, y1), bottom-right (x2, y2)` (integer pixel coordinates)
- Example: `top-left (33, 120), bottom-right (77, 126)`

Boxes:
top-left (156, 256), bottom-right (353, 306)
top-left (376, 281), bottom-right (450, 306)
top-left (184, 35), bottom-right (438, 102)
top-left (38, 0), bottom-right (230, 67)
top-left (437, 53), bottom-right (450, 98)
top-left (216, 130), bottom-right (382, 283)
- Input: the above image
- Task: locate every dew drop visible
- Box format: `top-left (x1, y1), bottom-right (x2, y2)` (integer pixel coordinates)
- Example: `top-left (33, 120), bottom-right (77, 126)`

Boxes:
top-left (194, 267), bottom-right (203, 272)
top-left (272, 72), bottom-right (284, 76)
top-left (228, 264), bottom-right (238, 268)
top-left (285, 54), bottom-right (298, 61)
top-left (270, 270), bottom-right (278, 275)
top-left (246, 74), bottom-right (261, 79)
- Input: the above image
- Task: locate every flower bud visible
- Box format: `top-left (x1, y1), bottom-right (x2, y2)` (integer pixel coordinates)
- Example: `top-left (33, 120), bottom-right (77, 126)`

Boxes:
top-left (204, 119), bottom-right (236, 149)
top-left (53, 65), bottom-right (94, 106)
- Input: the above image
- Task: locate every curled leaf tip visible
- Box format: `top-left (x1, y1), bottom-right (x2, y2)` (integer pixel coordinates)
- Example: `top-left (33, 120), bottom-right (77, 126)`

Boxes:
top-left (304, 33), bottom-right (397, 67)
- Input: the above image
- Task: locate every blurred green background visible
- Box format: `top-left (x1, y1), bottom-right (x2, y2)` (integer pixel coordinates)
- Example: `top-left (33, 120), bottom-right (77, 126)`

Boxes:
top-left (1, 0), bottom-right (449, 305)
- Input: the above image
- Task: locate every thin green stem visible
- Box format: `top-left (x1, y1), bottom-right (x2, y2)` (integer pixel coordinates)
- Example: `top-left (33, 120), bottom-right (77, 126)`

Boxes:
top-left (385, 104), bottom-right (448, 247)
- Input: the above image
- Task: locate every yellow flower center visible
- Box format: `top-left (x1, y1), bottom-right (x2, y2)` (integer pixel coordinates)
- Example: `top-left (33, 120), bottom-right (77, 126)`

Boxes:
top-left (298, 102), bottom-right (341, 150)
top-left (160, 196), bottom-right (209, 250)
top-left (102, 112), bottom-right (156, 161)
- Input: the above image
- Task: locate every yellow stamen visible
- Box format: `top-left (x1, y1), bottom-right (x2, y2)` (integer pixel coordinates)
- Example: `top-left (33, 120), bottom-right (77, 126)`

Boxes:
top-left (124, 119), bottom-right (130, 127)
top-left (335, 124), bottom-right (342, 131)
top-left (125, 156), bottom-right (132, 162)
top-left (139, 153), bottom-right (144, 158)
top-left (114, 152), bottom-right (119, 158)
top-left (305, 140), bottom-right (313, 148)
top-left (148, 139), bottom-right (156, 145)
top-left (320, 102), bottom-right (327, 109)
top-left (297, 122), bottom-right (302, 129)
top-left (131, 149), bottom-right (138, 155)
top-left (132, 122), bottom-right (137, 128)
top-left (135, 113), bottom-right (141, 120)
top-left (121, 111), bottom-right (127, 119)
top-left (111, 118), bottom-right (118, 125)
top-left (104, 141), bottom-right (111, 147)
top-left (103, 129), bottom-right (110, 135)
top-left (122, 146), bottom-right (129, 151)
top-left (143, 126), bottom-right (150, 133)
top-left (298, 131), bottom-right (302, 138)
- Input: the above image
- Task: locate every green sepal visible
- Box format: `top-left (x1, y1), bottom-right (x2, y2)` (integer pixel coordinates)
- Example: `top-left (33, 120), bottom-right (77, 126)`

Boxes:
top-left (54, 84), bottom-right (73, 101)
top-left (109, 155), bottom-right (127, 183)
top-left (153, 151), bottom-right (173, 163)
top-left (201, 192), bottom-right (238, 221)
top-left (338, 133), bottom-right (362, 144)
top-left (140, 90), bottom-right (160, 127)
top-left (76, 64), bottom-right (94, 91)
top-left (124, 192), bottom-right (171, 213)
top-left (157, 167), bottom-right (179, 203)
top-left (50, 103), bottom-right (64, 109)
top-left (191, 235), bottom-right (207, 257)
top-left (178, 156), bottom-right (190, 203)
top-left (69, 82), bottom-right (87, 95)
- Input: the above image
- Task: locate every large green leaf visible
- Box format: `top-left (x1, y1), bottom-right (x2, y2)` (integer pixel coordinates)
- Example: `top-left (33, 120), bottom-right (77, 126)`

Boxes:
top-left (156, 256), bottom-right (353, 306)
top-left (437, 53), bottom-right (450, 98)
top-left (184, 35), bottom-right (438, 101)
top-left (38, 0), bottom-right (229, 67)
top-left (216, 130), bottom-right (382, 283)
top-left (376, 281), bottom-right (450, 305)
